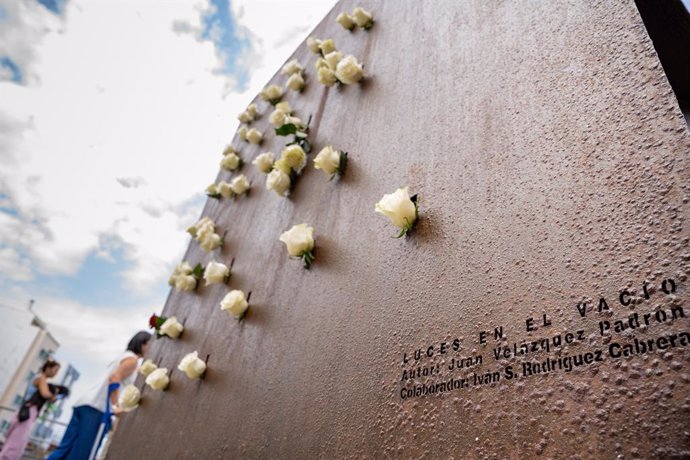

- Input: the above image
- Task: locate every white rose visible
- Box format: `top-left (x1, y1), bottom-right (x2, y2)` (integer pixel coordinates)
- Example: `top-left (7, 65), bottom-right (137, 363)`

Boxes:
top-left (223, 145), bottom-right (236, 156)
top-left (324, 51), bottom-right (342, 70)
top-left (306, 36), bottom-right (321, 54)
top-left (203, 260), bottom-right (229, 285)
top-left (319, 38), bottom-right (336, 55)
top-left (159, 316), bottom-right (184, 339)
top-left (318, 67), bottom-right (338, 87)
top-left (169, 261), bottom-right (193, 286)
top-left (281, 59), bottom-right (302, 76)
top-left (178, 351), bottom-right (207, 379)
top-left (266, 169), bottom-right (291, 197)
top-left (315, 58), bottom-right (329, 70)
top-left (217, 180), bottom-right (233, 199)
top-left (336, 55), bottom-right (364, 85)
top-left (246, 103), bottom-right (259, 119)
top-left (175, 274), bottom-right (197, 292)
top-left (238, 125), bottom-right (248, 141)
top-left (352, 7), bottom-right (374, 29)
top-left (220, 290), bottom-right (249, 319)
top-left (286, 73), bottom-right (305, 92)
top-left (206, 183), bottom-right (219, 196)
top-left (187, 218), bottom-right (212, 238)
top-left (199, 232), bottom-right (222, 252)
top-left (336, 12), bottom-right (355, 30)
top-left (269, 108), bottom-right (290, 127)
top-left (117, 384), bottom-right (140, 412)
top-left (253, 152), bottom-right (274, 173)
top-left (280, 145), bottom-right (307, 173)
top-left (195, 218), bottom-right (215, 238)
top-left (375, 187), bottom-right (417, 229)
top-left (279, 223), bottom-right (315, 257)
top-left (246, 128), bottom-right (263, 145)
top-left (139, 359), bottom-right (158, 377)
top-left (220, 153), bottom-right (241, 171)
top-left (230, 175), bottom-right (250, 195)
top-left (237, 110), bottom-right (252, 123)
top-left (275, 101), bottom-right (291, 113)
top-left (260, 84), bottom-right (283, 103)
top-left (314, 146), bottom-right (341, 176)
top-left (146, 368), bottom-right (170, 390)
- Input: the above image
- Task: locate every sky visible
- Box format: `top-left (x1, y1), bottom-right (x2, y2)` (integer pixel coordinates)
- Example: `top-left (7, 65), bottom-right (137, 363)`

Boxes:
top-left (0, 0), bottom-right (335, 428)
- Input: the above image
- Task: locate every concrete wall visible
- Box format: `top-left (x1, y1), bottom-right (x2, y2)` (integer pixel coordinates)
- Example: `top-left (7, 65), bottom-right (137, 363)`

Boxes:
top-left (109, 1), bottom-right (690, 458)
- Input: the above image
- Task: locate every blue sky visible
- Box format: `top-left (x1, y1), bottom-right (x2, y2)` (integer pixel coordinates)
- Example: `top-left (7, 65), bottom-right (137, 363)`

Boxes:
top-left (0, 0), bottom-right (335, 429)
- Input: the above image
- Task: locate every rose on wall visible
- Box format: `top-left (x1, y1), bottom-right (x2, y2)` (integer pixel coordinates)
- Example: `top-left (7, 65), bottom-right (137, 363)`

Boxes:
top-left (246, 128), bottom-right (263, 145)
top-left (167, 261), bottom-right (203, 292)
top-left (319, 38), bottom-right (336, 55)
top-left (206, 183), bottom-right (221, 199)
top-left (307, 37), bottom-right (322, 54)
top-left (117, 384), bottom-right (141, 412)
top-left (266, 168), bottom-right (291, 197)
top-left (375, 187), bottom-right (419, 238)
top-left (188, 217), bottom-right (224, 253)
top-left (260, 84), bottom-right (284, 105)
top-left (220, 152), bottom-right (242, 172)
top-left (139, 360), bottom-right (157, 377)
top-left (286, 73), bottom-right (305, 92)
top-left (314, 145), bottom-right (347, 180)
top-left (159, 316), bottom-right (184, 339)
top-left (220, 290), bottom-right (249, 320)
top-left (281, 59), bottom-right (305, 92)
top-left (178, 351), bottom-right (207, 380)
top-left (337, 8), bottom-right (373, 30)
top-left (253, 152), bottom-right (275, 173)
top-left (203, 260), bottom-right (230, 286)
top-left (279, 223), bottom-right (315, 269)
top-left (336, 12), bottom-right (355, 30)
top-left (336, 55), bottom-right (365, 85)
top-left (352, 7), bottom-right (374, 29)
top-left (279, 145), bottom-right (307, 174)
top-left (149, 314), bottom-right (184, 339)
top-left (146, 368), bottom-right (170, 391)
top-left (238, 103), bottom-right (260, 124)
top-left (217, 176), bottom-right (250, 199)
top-left (281, 59), bottom-right (303, 76)
top-left (238, 126), bottom-right (248, 142)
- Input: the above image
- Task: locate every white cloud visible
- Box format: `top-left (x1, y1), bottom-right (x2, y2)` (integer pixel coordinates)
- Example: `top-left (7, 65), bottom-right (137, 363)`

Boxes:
top-left (0, 0), bottom-right (336, 423)
top-left (0, 0), bottom-right (63, 84)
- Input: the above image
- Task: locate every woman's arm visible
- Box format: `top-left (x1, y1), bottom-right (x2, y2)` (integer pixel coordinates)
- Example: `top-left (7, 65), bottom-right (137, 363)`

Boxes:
top-left (107, 356), bottom-right (138, 412)
top-left (34, 375), bottom-right (56, 401)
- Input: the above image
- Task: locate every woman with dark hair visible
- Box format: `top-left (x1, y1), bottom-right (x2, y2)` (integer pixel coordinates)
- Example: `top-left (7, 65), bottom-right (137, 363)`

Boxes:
top-left (48, 331), bottom-right (151, 460)
top-left (0, 359), bottom-right (62, 460)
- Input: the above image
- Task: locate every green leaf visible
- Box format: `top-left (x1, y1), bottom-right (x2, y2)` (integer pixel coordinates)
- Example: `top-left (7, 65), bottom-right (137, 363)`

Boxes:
top-left (192, 263), bottom-right (204, 279)
top-left (276, 123), bottom-right (298, 136)
top-left (206, 193), bottom-right (221, 200)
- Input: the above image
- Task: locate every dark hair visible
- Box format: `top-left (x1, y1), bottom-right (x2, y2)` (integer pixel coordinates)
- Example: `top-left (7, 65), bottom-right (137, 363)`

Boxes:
top-left (41, 359), bottom-right (60, 373)
top-left (126, 331), bottom-right (152, 356)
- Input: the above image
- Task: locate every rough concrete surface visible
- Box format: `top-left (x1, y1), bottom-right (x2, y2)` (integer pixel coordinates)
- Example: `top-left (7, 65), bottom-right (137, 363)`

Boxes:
top-left (108, 1), bottom-right (690, 458)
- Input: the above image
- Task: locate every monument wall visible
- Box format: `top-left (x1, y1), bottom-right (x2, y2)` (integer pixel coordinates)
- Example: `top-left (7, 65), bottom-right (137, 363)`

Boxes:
top-left (109, 1), bottom-right (690, 458)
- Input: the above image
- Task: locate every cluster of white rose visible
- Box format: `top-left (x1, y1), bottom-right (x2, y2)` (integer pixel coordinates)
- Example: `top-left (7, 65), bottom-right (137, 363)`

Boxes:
top-left (336, 7), bottom-right (374, 30)
top-left (281, 59), bottom-right (305, 93)
top-left (167, 261), bottom-right (199, 292)
top-left (237, 103), bottom-right (260, 124)
top-left (131, 6), bottom-right (400, 410)
top-left (206, 175), bottom-right (250, 200)
top-left (308, 37), bottom-right (365, 87)
top-left (220, 146), bottom-right (242, 172)
top-left (187, 217), bottom-right (223, 253)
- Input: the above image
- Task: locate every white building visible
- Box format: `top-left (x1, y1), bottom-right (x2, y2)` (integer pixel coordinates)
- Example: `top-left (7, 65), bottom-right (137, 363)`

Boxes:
top-left (0, 303), bottom-right (62, 440)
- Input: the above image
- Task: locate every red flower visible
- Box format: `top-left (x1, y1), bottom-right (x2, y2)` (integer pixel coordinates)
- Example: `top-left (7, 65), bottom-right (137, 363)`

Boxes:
top-left (149, 314), bottom-right (159, 329)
